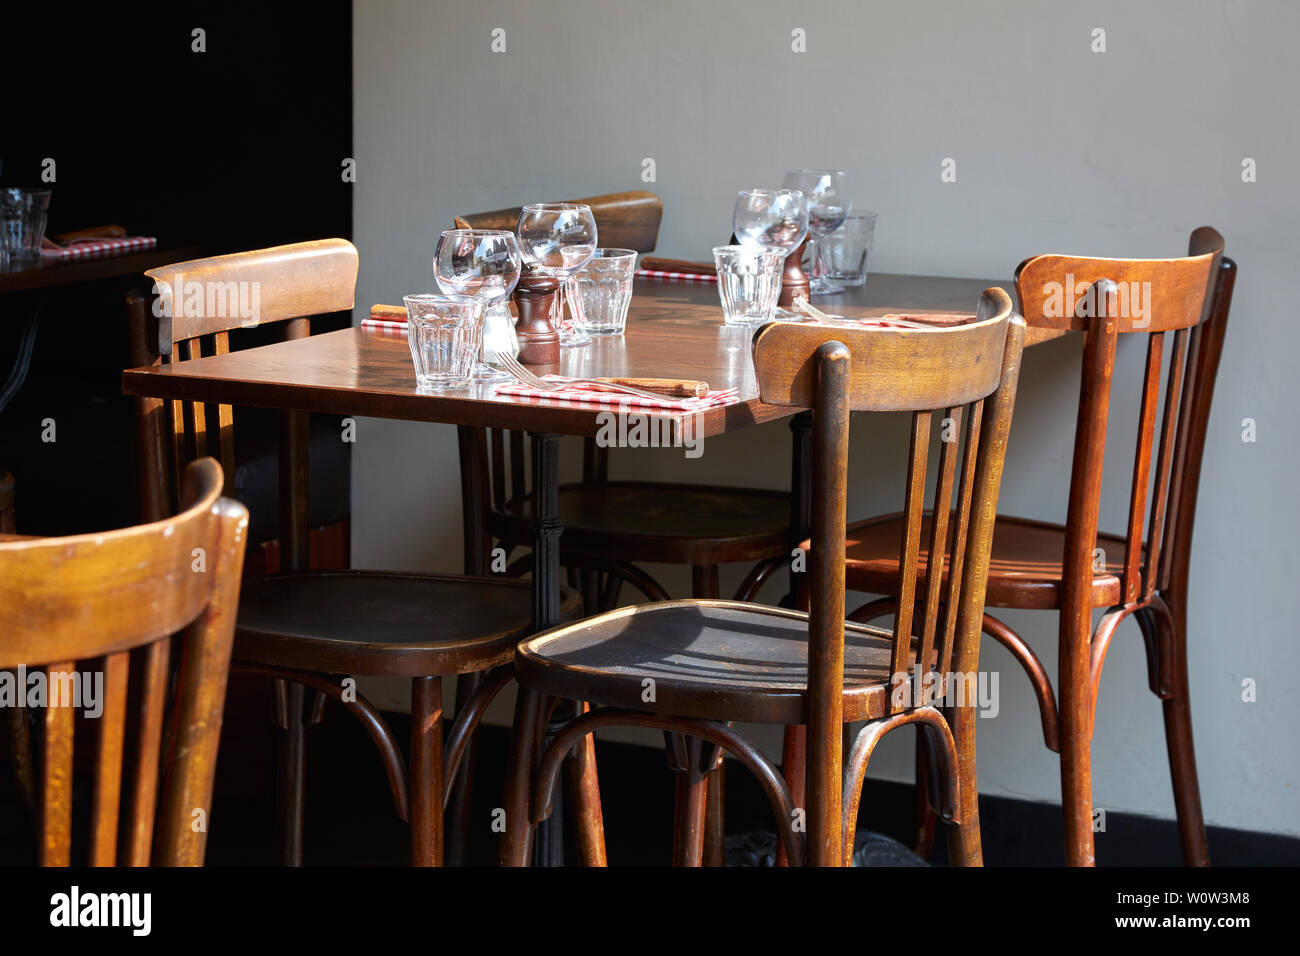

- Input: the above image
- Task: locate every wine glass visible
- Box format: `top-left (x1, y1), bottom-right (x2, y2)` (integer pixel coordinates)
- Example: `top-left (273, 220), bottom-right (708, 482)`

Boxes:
top-left (781, 170), bottom-right (851, 294)
top-left (434, 229), bottom-right (521, 383)
top-left (732, 188), bottom-right (807, 255)
top-left (516, 202), bottom-right (598, 348)
top-left (733, 188), bottom-right (808, 319)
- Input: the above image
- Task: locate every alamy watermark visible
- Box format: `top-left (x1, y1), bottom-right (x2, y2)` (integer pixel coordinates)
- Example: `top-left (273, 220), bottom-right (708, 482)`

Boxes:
top-left (1042, 273), bottom-right (1151, 328)
top-left (0, 666), bottom-right (103, 718)
top-left (151, 273), bottom-right (262, 328)
top-left (890, 669), bottom-right (1001, 718)
top-left (595, 407), bottom-right (704, 459)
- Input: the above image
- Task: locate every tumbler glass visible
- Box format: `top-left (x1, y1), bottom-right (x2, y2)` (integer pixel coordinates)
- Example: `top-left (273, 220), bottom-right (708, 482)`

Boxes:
top-left (402, 294), bottom-right (485, 390)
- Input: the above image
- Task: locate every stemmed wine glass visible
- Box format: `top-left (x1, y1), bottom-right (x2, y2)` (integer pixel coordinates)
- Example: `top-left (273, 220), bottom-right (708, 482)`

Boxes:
top-left (732, 187), bottom-right (808, 319)
top-left (516, 202), bottom-right (598, 348)
top-left (434, 229), bottom-right (522, 383)
top-left (781, 170), bottom-right (850, 294)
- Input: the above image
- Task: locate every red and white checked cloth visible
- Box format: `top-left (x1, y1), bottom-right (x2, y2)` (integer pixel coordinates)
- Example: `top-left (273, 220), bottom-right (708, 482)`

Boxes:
top-left (41, 236), bottom-right (157, 260)
top-left (495, 377), bottom-right (739, 411)
top-left (360, 317), bottom-right (409, 332)
top-left (802, 312), bottom-right (973, 330)
top-left (635, 268), bottom-right (717, 283)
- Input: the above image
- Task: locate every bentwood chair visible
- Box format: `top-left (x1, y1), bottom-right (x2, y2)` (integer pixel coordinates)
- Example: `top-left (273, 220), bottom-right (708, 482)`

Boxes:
top-left (829, 228), bottom-right (1230, 865)
top-left (0, 458), bottom-right (247, 865)
top-left (456, 189), bottom-right (793, 862)
top-left (501, 288), bottom-right (1027, 866)
top-left (126, 240), bottom-right (581, 866)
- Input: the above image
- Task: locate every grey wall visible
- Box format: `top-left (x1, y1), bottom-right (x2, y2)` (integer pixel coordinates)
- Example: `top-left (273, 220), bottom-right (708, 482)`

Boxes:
top-left (353, 0), bottom-right (1299, 836)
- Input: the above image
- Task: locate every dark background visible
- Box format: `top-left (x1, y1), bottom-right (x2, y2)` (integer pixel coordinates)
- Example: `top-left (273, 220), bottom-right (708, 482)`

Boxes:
top-left (1, 0), bottom-right (353, 535)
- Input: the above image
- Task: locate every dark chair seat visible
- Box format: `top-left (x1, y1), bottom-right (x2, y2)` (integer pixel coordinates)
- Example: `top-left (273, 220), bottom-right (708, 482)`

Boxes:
top-left (492, 481), bottom-right (790, 565)
top-left (235, 571), bottom-right (581, 677)
top-left (515, 599), bottom-right (915, 725)
top-left (821, 513), bottom-right (1130, 611)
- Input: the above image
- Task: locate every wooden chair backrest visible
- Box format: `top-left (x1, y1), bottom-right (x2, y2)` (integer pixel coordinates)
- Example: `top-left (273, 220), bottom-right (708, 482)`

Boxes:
top-left (0, 458), bottom-right (248, 865)
top-left (753, 288), bottom-right (1026, 865)
top-left (126, 239), bottom-right (358, 570)
top-left (1013, 228), bottom-right (1229, 613)
top-left (454, 190), bottom-right (663, 254)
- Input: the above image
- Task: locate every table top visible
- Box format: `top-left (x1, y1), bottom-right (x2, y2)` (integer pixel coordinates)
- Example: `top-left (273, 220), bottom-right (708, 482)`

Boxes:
top-left (0, 245), bottom-right (200, 296)
top-left (121, 272), bottom-right (1063, 439)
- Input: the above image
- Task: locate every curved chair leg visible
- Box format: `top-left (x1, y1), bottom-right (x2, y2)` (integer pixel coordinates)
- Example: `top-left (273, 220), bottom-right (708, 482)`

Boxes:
top-left (734, 555), bottom-right (785, 602)
top-left (535, 708), bottom-right (804, 866)
top-left (500, 687), bottom-right (544, 866)
top-left (982, 613), bottom-right (1059, 751)
top-left (842, 707), bottom-right (967, 866)
top-left (775, 724), bottom-right (806, 867)
top-left (444, 671), bottom-right (480, 865)
top-left (691, 564), bottom-right (727, 867)
top-left (443, 665), bottom-right (514, 803)
top-left (409, 676), bottom-right (444, 866)
top-left (1157, 592), bottom-right (1210, 865)
top-left (1059, 606), bottom-right (1096, 866)
top-left (242, 663), bottom-right (409, 820)
top-left (273, 679), bottom-right (322, 866)
top-left (566, 701), bottom-right (608, 866)
top-left (913, 729), bottom-right (938, 859)
top-left (666, 732), bottom-right (712, 866)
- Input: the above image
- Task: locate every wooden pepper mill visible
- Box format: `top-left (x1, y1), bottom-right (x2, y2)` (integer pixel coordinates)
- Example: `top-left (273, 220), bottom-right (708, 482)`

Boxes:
top-left (512, 270), bottom-right (561, 366)
top-left (777, 237), bottom-right (810, 308)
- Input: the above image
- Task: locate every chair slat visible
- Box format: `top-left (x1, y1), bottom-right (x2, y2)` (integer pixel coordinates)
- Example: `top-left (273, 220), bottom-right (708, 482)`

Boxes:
top-left (90, 651), bottom-right (130, 866)
top-left (939, 399), bottom-right (983, 678)
top-left (1122, 333), bottom-right (1164, 603)
top-left (184, 338), bottom-right (210, 460)
top-left (41, 662), bottom-right (76, 866)
top-left (918, 407), bottom-right (962, 683)
top-left (1159, 325), bottom-right (1202, 591)
top-left (891, 412), bottom-right (931, 705)
top-left (213, 332), bottom-right (237, 493)
top-left (126, 638), bottom-right (171, 866)
top-left (1143, 328), bottom-right (1188, 597)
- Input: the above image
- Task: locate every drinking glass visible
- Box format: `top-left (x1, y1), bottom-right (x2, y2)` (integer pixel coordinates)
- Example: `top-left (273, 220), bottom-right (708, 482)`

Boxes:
top-left (516, 202), bottom-right (598, 348)
top-left (732, 188), bottom-right (808, 319)
top-left (781, 170), bottom-right (850, 294)
top-left (567, 248), bottom-right (637, 335)
top-left (0, 188), bottom-right (52, 261)
top-left (732, 188), bottom-right (807, 257)
top-left (402, 294), bottom-right (485, 390)
top-left (434, 229), bottom-right (521, 383)
top-left (819, 212), bottom-right (877, 287)
top-left (713, 245), bottom-right (784, 326)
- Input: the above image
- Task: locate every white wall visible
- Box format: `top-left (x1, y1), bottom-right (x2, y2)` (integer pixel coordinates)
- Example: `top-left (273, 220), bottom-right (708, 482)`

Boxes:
top-left (353, 0), bottom-right (1300, 837)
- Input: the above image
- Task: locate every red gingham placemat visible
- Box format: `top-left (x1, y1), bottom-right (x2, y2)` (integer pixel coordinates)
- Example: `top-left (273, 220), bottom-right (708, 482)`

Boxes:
top-left (495, 377), bottom-right (739, 411)
top-left (635, 268), bottom-right (717, 283)
top-left (360, 317), bottom-right (409, 332)
top-left (41, 236), bottom-right (158, 259)
top-left (802, 313), bottom-right (974, 330)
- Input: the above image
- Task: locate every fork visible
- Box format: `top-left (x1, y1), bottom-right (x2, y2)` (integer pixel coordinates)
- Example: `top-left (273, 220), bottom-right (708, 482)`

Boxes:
top-left (496, 352), bottom-right (670, 401)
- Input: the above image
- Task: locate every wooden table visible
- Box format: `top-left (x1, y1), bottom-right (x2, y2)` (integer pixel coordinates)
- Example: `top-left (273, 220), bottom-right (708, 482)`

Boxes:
top-left (122, 272), bottom-right (1061, 623)
top-left (121, 271), bottom-right (1060, 863)
top-left (1, 244), bottom-right (198, 413)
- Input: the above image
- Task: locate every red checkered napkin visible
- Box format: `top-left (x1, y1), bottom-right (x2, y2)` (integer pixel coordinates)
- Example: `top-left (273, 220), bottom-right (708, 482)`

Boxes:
top-left (635, 268), bottom-right (717, 283)
top-left (495, 376), bottom-right (739, 411)
top-left (803, 312), bottom-right (973, 330)
top-left (360, 316), bottom-right (409, 332)
top-left (41, 236), bottom-right (158, 259)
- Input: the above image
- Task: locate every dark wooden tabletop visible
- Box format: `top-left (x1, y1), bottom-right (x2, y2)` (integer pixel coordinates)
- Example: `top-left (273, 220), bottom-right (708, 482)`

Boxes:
top-left (0, 245), bottom-right (200, 296)
top-left (121, 272), bottom-right (1062, 439)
